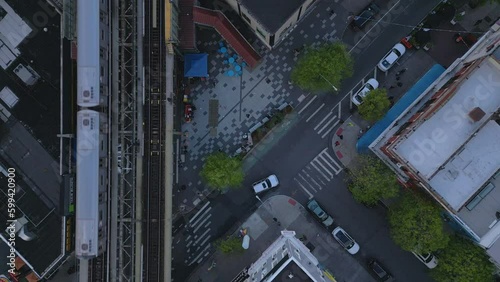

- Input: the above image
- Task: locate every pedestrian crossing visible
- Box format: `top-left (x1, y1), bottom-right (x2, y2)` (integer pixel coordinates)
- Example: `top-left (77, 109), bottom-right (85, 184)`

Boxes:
top-left (294, 148), bottom-right (343, 199)
top-left (184, 201), bottom-right (213, 266)
top-left (297, 94), bottom-right (342, 138)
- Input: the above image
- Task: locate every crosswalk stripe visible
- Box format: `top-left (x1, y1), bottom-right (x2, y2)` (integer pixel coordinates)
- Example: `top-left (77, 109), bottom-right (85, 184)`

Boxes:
top-left (311, 160), bottom-right (333, 180)
top-left (190, 206), bottom-right (212, 228)
top-left (318, 154), bottom-right (340, 174)
top-left (321, 119), bottom-right (340, 139)
top-left (297, 173), bottom-right (317, 193)
top-left (319, 149), bottom-right (342, 174)
top-left (298, 95), bottom-right (318, 114)
top-left (193, 214), bottom-right (212, 233)
top-left (306, 165), bottom-right (328, 186)
top-left (306, 103), bottom-right (325, 122)
top-left (314, 111), bottom-right (334, 131)
top-left (189, 201), bottom-right (210, 224)
top-left (308, 162), bottom-right (331, 182)
top-left (300, 169), bottom-right (323, 191)
top-left (294, 178), bottom-right (314, 199)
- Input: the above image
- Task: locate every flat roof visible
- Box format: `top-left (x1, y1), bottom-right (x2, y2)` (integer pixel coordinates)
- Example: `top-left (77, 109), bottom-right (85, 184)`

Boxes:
top-left (0, 160), bottom-right (63, 277)
top-left (394, 58), bottom-right (500, 210)
top-left (0, 120), bottom-right (62, 209)
top-left (240, 0), bottom-right (306, 33)
top-left (458, 172), bottom-right (500, 238)
top-left (429, 121), bottom-right (500, 210)
top-left (247, 230), bottom-right (326, 282)
top-left (0, 86), bottom-right (18, 108)
top-left (0, 0), bottom-right (31, 49)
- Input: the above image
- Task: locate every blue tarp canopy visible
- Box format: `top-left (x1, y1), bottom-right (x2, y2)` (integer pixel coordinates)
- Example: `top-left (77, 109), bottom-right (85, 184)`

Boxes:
top-left (356, 64), bottom-right (446, 153)
top-left (184, 53), bottom-right (208, 77)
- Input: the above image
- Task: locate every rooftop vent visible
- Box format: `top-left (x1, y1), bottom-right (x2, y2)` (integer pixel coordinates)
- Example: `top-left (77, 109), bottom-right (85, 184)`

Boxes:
top-left (468, 107), bottom-right (485, 122)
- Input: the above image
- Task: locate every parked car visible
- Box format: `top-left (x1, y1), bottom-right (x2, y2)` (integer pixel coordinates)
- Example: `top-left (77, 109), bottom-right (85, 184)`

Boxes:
top-left (351, 78), bottom-right (379, 106)
top-left (353, 3), bottom-right (380, 29)
top-left (412, 251), bottom-right (438, 269)
top-left (306, 199), bottom-right (335, 228)
top-left (252, 174), bottom-right (279, 194)
top-left (368, 259), bottom-right (394, 281)
top-left (377, 43), bottom-right (406, 72)
top-left (332, 227), bottom-right (360, 254)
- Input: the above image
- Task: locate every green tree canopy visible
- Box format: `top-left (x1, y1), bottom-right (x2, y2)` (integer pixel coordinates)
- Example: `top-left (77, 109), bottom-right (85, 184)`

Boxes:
top-left (358, 88), bottom-right (391, 122)
top-left (347, 155), bottom-right (399, 205)
top-left (389, 192), bottom-right (449, 253)
top-left (291, 43), bottom-right (353, 92)
top-left (200, 152), bottom-right (244, 190)
top-left (216, 237), bottom-right (244, 254)
top-left (431, 236), bottom-right (494, 282)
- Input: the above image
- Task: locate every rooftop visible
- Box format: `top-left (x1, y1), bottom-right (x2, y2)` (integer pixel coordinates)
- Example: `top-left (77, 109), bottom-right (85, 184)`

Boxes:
top-left (393, 57), bottom-right (500, 210)
top-left (247, 230), bottom-right (325, 282)
top-left (239, 0), bottom-right (305, 34)
top-left (0, 159), bottom-right (64, 278)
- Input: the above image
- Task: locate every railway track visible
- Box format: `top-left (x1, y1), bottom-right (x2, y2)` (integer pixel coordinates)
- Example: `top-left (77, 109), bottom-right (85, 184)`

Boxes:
top-left (88, 254), bottom-right (107, 282)
top-left (144, 0), bottom-right (165, 281)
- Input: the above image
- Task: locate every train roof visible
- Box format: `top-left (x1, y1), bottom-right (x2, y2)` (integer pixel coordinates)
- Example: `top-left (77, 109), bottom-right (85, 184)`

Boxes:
top-left (76, 0), bottom-right (99, 67)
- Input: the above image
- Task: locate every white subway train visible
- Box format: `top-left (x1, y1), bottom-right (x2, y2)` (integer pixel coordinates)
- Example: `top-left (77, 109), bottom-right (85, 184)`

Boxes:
top-left (75, 0), bottom-right (109, 259)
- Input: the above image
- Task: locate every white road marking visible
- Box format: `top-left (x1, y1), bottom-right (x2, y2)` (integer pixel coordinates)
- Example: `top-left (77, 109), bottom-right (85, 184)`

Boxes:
top-left (309, 162), bottom-right (331, 182)
top-left (321, 119), bottom-right (340, 139)
top-left (190, 206), bottom-right (212, 228)
top-left (306, 103), bottom-right (325, 122)
top-left (312, 159), bottom-right (333, 180)
top-left (298, 95), bottom-right (318, 114)
top-left (319, 148), bottom-right (342, 174)
top-left (189, 201), bottom-right (210, 223)
top-left (301, 169), bottom-right (323, 191)
top-left (306, 165), bottom-right (328, 186)
top-left (298, 173), bottom-right (318, 193)
top-left (314, 111), bottom-right (335, 131)
top-left (294, 178), bottom-right (314, 199)
top-left (193, 214), bottom-right (212, 233)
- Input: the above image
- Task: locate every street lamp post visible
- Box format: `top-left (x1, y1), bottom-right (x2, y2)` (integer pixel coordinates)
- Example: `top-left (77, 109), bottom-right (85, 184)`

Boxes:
top-left (319, 74), bottom-right (338, 92)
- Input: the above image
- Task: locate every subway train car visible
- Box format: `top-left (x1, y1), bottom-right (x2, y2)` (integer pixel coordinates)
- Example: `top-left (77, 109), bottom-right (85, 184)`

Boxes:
top-left (75, 110), bottom-right (107, 259)
top-left (77, 0), bottom-right (101, 108)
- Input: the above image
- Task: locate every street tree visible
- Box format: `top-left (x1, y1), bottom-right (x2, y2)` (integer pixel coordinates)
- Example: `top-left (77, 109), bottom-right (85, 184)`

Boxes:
top-left (347, 155), bottom-right (399, 206)
top-left (200, 152), bottom-right (244, 190)
top-left (291, 42), bottom-right (353, 92)
top-left (389, 192), bottom-right (449, 253)
top-left (358, 88), bottom-right (391, 122)
top-left (216, 237), bottom-right (244, 254)
top-left (431, 236), bottom-right (494, 282)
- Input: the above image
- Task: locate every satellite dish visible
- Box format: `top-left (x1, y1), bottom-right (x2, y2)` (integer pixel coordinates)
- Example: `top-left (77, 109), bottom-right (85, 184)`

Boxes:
top-left (242, 235), bottom-right (250, 249)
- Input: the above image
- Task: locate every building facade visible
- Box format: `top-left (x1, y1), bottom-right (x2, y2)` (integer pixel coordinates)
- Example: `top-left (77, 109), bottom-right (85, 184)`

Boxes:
top-left (369, 20), bottom-right (500, 265)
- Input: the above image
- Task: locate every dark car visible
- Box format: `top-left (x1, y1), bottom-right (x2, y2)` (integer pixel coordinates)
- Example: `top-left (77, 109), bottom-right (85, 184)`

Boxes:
top-left (368, 259), bottom-right (394, 281)
top-left (352, 3), bottom-right (380, 29)
top-left (306, 199), bottom-right (335, 229)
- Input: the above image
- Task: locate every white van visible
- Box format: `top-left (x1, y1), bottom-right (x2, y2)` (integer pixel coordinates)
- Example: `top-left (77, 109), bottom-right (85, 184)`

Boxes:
top-left (252, 175), bottom-right (279, 194)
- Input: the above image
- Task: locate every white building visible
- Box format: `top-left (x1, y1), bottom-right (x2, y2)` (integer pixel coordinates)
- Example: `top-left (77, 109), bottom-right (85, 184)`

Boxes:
top-left (369, 20), bottom-right (500, 266)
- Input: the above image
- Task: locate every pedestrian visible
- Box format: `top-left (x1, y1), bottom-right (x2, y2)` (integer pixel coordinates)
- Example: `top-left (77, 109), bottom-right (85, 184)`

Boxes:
top-left (339, 134), bottom-right (344, 140)
top-left (389, 85), bottom-right (395, 89)
top-left (339, 119), bottom-right (344, 124)
top-left (329, 10), bottom-right (335, 16)
top-left (335, 141), bottom-right (340, 147)
top-left (396, 76), bottom-right (401, 81)
top-left (395, 68), bottom-right (407, 76)
top-left (397, 82), bottom-right (403, 87)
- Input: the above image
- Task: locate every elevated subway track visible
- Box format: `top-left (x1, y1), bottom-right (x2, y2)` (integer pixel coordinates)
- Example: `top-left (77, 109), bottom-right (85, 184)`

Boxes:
top-left (144, 0), bottom-right (165, 281)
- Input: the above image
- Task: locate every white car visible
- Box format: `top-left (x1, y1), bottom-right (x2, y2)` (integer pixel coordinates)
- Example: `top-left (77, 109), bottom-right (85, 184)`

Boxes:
top-left (351, 78), bottom-right (379, 106)
top-left (252, 174), bottom-right (279, 194)
top-left (332, 227), bottom-right (360, 254)
top-left (378, 43), bottom-right (406, 72)
top-left (412, 251), bottom-right (438, 269)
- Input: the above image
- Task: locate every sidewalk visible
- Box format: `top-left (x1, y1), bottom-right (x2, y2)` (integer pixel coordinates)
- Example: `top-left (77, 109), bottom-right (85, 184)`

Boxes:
top-left (187, 195), bottom-right (374, 282)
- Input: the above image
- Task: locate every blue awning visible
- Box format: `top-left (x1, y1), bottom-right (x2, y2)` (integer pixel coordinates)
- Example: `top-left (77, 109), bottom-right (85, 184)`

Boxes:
top-left (356, 64), bottom-right (446, 153)
top-left (184, 53), bottom-right (208, 77)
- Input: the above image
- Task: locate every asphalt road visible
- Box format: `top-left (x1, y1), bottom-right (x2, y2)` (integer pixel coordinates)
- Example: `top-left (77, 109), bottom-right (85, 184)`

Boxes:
top-left (173, 0), bottom-right (441, 280)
